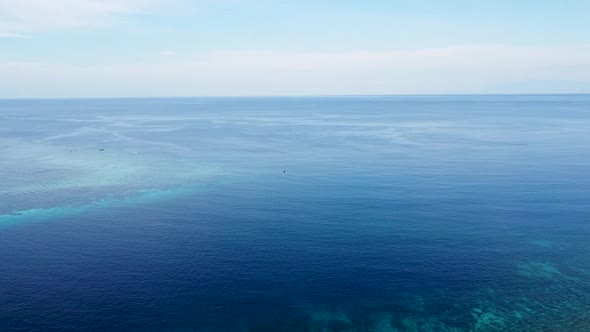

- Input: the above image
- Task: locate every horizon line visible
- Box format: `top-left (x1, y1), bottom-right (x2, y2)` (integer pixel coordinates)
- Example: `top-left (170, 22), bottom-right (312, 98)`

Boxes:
top-left (1, 93), bottom-right (590, 101)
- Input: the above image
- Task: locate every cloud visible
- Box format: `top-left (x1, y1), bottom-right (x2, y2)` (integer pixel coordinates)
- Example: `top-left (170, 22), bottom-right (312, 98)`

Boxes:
top-left (159, 50), bottom-right (178, 58)
top-left (0, 0), bottom-right (163, 34)
top-left (0, 31), bottom-right (36, 38)
top-left (0, 45), bottom-right (589, 97)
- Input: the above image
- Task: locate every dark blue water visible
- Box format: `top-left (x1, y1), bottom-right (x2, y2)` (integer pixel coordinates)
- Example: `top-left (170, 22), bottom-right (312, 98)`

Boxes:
top-left (1, 96), bottom-right (590, 331)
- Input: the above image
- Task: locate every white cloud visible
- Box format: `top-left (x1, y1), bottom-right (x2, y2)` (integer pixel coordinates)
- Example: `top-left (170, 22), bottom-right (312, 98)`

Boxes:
top-left (0, 31), bottom-right (36, 38)
top-left (1, 45), bottom-right (589, 97)
top-left (0, 0), bottom-right (163, 34)
top-left (159, 50), bottom-right (178, 58)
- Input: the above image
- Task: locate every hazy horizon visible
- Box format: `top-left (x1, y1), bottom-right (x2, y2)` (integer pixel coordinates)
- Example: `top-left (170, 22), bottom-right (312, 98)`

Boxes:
top-left (1, 93), bottom-right (590, 101)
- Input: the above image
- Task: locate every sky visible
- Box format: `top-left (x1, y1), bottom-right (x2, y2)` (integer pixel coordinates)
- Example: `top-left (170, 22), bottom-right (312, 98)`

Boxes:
top-left (0, 0), bottom-right (589, 98)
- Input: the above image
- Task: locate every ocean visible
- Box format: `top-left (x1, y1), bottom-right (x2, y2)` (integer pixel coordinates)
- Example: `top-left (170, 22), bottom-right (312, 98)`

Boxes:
top-left (1, 95), bottom-right (589, 331)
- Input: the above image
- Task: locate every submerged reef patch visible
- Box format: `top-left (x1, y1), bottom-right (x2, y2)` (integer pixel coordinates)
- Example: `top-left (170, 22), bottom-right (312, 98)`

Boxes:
top-left (0, 138), bottom-right (223, 226)
top-left (471, 308), bottom-right (507, 331)
top-left (527, 239), bottom-right (555, 248)
top-left (0, 188), bottom-right (190, 227)
top-left (517, 261), bottom-right (561, 279)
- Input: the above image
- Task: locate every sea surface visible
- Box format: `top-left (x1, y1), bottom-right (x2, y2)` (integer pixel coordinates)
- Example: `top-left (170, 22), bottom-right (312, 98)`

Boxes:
top-left (1, 95), bottom-right (589, 331)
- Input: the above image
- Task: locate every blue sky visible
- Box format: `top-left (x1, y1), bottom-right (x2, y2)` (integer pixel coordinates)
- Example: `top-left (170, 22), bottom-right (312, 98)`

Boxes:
top-left (1, 0), bottom-right (589, 97)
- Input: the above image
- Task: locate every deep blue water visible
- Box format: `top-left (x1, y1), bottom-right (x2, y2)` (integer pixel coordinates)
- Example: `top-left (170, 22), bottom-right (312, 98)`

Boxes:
top-left (1, 95), bottom-right (590, 331)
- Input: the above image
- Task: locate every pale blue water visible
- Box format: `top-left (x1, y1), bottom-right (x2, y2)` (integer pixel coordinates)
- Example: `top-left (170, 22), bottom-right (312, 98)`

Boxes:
top-left (1, 95), bottom-right (590, 331)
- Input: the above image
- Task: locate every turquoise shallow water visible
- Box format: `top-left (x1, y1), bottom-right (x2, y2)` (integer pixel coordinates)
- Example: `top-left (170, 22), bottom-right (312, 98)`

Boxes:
top-left (1, 95), bottom-right (590, 331)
